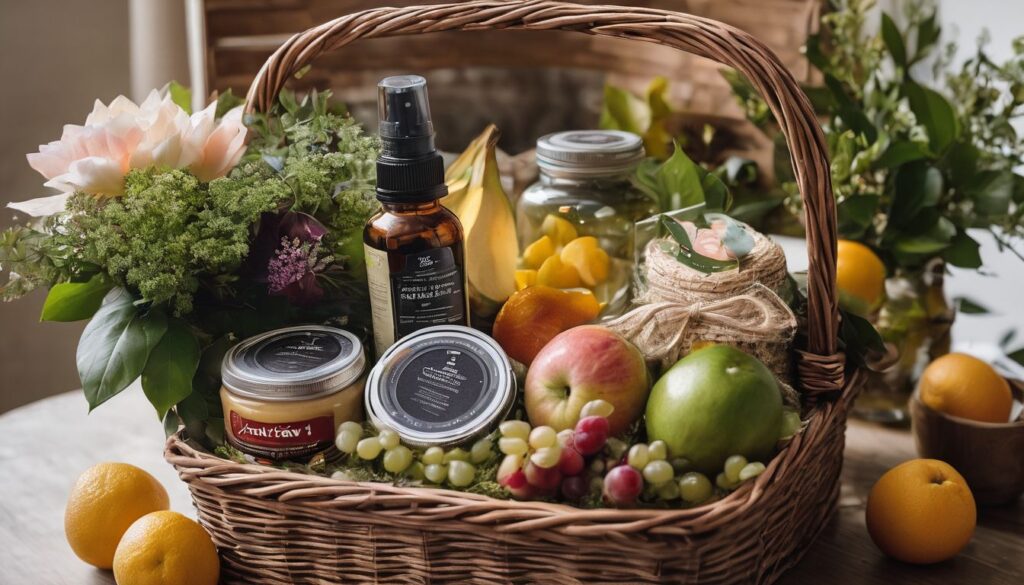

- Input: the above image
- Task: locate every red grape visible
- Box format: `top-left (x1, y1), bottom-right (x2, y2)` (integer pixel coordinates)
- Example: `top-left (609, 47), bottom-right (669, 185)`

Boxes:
top-left (501, 469), bottom-right (534, 500)
top-left (603, 465), bottom-right (643, 506)
top-left (524, 460), bottom-right (562, 490)
top-left (560, 475), bottom-right (588, 501)
top-left (573, 416), bottom-right (610, 455)
top-left (557, 446), bottom-right (585, 477)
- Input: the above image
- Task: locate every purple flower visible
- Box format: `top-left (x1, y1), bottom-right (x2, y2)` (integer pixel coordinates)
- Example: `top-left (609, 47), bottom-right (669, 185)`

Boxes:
top-left (267, 237), bottom-right (334, 305)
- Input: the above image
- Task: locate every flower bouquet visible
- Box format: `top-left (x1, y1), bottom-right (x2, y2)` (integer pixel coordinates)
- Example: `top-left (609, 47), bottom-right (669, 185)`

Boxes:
top-left (1, 86), bottom-right (378, 440)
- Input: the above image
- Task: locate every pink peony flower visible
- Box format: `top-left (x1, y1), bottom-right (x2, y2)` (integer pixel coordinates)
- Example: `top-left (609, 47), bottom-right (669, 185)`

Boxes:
top-left (10, 89), bottom-right (248, 217)
top-left (675, 219), bottom-right (734, 261)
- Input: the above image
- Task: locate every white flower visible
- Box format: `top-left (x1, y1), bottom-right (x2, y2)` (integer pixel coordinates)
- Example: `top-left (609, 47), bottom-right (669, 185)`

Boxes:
top-left (10, 89), bottom-right (248, 217)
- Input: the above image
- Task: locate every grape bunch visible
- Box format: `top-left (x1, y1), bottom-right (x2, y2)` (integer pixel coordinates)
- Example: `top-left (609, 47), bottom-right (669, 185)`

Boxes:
top-left (496, 399), bottom-right (615, 501)
top-left (333, 421), bottom-right (495, 488)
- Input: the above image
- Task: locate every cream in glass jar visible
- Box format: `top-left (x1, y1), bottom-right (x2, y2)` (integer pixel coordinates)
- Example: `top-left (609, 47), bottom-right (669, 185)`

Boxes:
top-left (220, 325), bottom-right (366, 462)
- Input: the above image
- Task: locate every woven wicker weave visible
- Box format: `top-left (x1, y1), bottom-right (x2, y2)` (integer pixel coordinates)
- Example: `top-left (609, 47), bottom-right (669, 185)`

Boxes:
top-left (165, 1), bottom-right (855, 583)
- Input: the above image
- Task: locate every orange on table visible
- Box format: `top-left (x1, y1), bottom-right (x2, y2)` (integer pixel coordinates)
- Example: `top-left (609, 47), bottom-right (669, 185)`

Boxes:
top-left (866, 459), bottom-right (976, 565)
top-left (919, 352), bottom-right (1012, 423)
top-left (64, 462), bottom-right (169, 569)
top-left (835, 239), bottom-right (886, 314)
top-left (560, 236), bottom-right (610, 287)
top-left (113, 510), bottom-right (220, 585)
top-left (493, 285), bottom-right (601, 365)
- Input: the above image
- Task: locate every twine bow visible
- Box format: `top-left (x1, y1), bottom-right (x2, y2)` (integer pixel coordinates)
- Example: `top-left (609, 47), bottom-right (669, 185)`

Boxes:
top-left (606, 282), bottom-right (797, 372)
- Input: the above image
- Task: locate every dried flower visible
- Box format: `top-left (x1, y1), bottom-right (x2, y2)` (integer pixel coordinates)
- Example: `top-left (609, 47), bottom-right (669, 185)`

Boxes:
top-left (267, 236), bottom-right (334, 305)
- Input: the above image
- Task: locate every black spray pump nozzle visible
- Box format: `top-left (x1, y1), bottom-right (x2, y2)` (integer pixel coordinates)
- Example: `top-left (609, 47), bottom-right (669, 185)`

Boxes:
top-left (375, 75), bottom-right (447, 202)
top-left (378, 75), bottom-right (436, 159)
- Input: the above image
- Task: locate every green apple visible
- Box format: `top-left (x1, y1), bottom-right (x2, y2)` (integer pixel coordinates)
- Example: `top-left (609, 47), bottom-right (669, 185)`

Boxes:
top-left (646, 345), bottom-right (782, 473)
top-left (525, 325), bottom-right (650, 436)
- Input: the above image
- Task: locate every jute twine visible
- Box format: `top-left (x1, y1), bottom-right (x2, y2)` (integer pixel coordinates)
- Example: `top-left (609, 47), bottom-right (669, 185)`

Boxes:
top-left (609, 233), bottom-right (797, 386)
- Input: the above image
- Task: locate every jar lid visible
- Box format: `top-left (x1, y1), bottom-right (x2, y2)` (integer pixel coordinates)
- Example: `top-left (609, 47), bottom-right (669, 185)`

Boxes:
top-left (365, 325), bottom-right (516, 448)
top-left (536, 130), bottom-right (645, 177)
top-left (222, 326), bottom-right (366, 401)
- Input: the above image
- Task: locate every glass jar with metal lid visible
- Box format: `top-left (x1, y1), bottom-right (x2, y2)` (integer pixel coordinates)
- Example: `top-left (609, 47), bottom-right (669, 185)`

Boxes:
top-left (365, 325), bottom-right (515, 448)
top-left (220, 325), bottom-right (367, 462)
top-left (518, 130), bottom-right (658, 315)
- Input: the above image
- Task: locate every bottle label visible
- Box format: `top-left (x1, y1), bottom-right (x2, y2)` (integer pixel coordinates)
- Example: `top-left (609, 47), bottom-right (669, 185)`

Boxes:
top-left (364, 245), bottom-right (468, 357)
top-left (227, 411), bottom-right (335, 460)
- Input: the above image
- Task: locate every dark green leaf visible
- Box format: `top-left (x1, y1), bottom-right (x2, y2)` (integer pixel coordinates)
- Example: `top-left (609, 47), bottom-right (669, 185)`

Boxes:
top-left (40, 274), bottom-right (112, 322)
top-left (169, 81), bottom-right (192, 114)
top-left (873, 140), bottom-right (930, 169)
top-left (890, 162), bottom-right (943, 227)
top-left (657, 145), bottom-right (705, 211)
top-left (881, 13), bottom-right (908, 67)
top-left (945, 141), bottom-right (980, 189)
top-left (999, 329), bottom-right (1016, 349)
top-left (214, 89), bottom-right (245, 118)
top-left (967, 170), bottom-right (1013, 216)
top-left (729, 198), bottom-right (783, 225)
top-left (141, 319), bottom-right (201, 419)
top-left (1014, 174), bottom-right (1024, 204)
top-left (77, 289), bottom-right (167, 411)
top-left (893, 216), bottom-right (956, 254)
top-left (1008, 347), bottom-right (1024, 368)
top-left (954, 296), bottom-right (991, 314)
top-left (944, 231), bottom-right (983, 268)
top-left (914, 13), bottom-right (941, 61)
top-left (163, 409), bottom-right (181, 438)
top-left (838, 195), bottom-right (880, 238)
top-left (840, 309), bottom-right (885, 366)
top-left (804, 33), bottom-right (829, 71)
top-left (825, 75), bottom-right (877, 141)
top-left (700, 171), bottom-right (732, 211)
top-left (902, 81), bottom-right (959, 153)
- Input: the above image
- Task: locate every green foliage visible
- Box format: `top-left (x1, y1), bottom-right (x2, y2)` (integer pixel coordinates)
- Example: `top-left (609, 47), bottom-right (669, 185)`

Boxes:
top-left (725, 0), bottom-right (1024, 272)
top-left (141, 319), bottom-right (201, 419)
top-left (633, 143), bottom-right (732, 213)
top-left (40, 273), bottom-right (112, 322)
top-left (599, 77), bottom-right (674, 159)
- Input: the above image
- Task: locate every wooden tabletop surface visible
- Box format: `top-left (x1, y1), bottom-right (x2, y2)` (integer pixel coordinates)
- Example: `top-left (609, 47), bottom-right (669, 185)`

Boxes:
top-left (0, 388), bottom-right (1021, 584)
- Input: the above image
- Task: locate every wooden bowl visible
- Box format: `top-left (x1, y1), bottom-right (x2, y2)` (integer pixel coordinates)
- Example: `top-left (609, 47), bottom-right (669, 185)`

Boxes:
top-left (910, 380), bottom-right (1024, 506)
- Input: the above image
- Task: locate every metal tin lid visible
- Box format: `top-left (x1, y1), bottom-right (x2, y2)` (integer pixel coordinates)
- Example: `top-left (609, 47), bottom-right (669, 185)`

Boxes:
top-left (365, 325), bottom-right (516, 448)
top-left (536, 130), bottom-right (645, 177)
top-left (222, 326), bottom-right (366, 401)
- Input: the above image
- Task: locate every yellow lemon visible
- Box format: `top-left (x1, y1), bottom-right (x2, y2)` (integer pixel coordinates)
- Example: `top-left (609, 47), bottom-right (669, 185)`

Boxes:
top-left (560, 237), bottom-right (610, 287)
top-left (64, 463), bottom-right (169, 569)
top-left (541, 214), bottom-right (578, 246)
top-left (836, 240), bottom-right (886, 315)
top-left (521, 235), bottom-right (556, 269)
top-left (919, 353), bottom-right (1012, 423)
top-left (113, 511), bottom-right (220, 585)
top-left (536, 254), bottom-right (582, 289)
top-left (514, 269), bottom-right (538, 291)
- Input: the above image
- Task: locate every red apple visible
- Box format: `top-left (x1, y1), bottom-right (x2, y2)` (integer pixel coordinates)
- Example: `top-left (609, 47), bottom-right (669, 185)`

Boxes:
top-left (525, 325), bottom-right (650, 436)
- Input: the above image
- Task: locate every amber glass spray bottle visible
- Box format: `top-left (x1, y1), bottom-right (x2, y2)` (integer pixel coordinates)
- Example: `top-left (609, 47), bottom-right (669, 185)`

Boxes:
top-left (363, 75), bottom-right (469, 358)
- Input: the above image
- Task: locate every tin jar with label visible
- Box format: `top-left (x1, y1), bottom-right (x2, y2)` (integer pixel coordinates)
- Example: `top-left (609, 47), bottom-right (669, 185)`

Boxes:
top-left (365, 325), bottom-right (515, 448)
top-left (220, 325), bottom-right (367, 462)
top-left (518, 130), bottom-right (658, 315)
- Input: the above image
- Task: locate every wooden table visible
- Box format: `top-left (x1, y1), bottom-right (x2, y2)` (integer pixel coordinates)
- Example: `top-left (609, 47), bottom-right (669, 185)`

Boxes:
top-left (1, 389), bottom-right (1021, 584)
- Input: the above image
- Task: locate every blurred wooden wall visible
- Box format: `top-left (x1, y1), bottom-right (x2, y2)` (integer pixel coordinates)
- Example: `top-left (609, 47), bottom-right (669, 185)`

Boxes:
top-left (198, 0), bottom-right (822, 159)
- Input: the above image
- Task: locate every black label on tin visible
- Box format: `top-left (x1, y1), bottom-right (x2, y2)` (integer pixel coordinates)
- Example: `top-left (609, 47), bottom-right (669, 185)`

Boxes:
top-left (390, 247), bottom-right (467, 339)
top-left (254, 331), bottom-right (348, 373)
top-left (394, 347), bottom-right (485, 421)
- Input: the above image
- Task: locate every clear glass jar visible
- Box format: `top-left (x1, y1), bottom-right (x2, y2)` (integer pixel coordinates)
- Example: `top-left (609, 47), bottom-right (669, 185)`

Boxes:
top-left (517, 131), bottom-right (658, 315)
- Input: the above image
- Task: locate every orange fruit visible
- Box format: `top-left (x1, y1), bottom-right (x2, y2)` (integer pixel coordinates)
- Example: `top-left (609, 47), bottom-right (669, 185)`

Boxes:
top-left (560, 236), bottom-right (611, 287)
top-left (113, 510), bottom-right (220, 585)
top-left (522, 235), bottom-right (556, 269)
top-left (541, 214), bottom-right (578, 246)
top-left (493, 285), bottom-right (601, 365)
top-left (64, 462), bottom-right (170, 569)
top-left (536, 254), bottom-right (582, 289)
top-left (919, 352), bottom-right (1012, 423)
top-left (836, 240), bottom-right (886, 315)
top-left (866, 459), bottom-right (976, 564)
top-left (514, 269), bottom-right (538, 291)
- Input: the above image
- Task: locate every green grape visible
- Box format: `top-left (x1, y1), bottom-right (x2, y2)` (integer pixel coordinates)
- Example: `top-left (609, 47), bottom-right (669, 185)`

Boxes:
top-left (779, 410), bottom-right (802, 439)
top-left (724, 455), bottom-right (748, 483)
top-left (716, 472), bottom-right (736, 490)
top-left (657, 480), bottom-right (680, 501)
top-left (499, 420), bottom-right (531, 440)
top-left (422, 446), bottom-right (445, 466)
top-left (334, 429), bottom-right (360, 454)
top-left (670, 458), bottom-right (691, 474)
top-left (679, 472), bottom-right (713, 504)
top-left (448, 460), bottom-right (476, 487)
top-left (738, 462), bottom-right (767, 481)
top-left (406, 461), bottom-right (426, 481)
top-left (497, 454), bottom-right (524, 480)
top-left (589, 458), bottom-right (606, 474)
top-left (383, 446), bottom-right (413, 473)
top-left (338, 421), bottom-right (363, 437)
top-left (642, 460), bottom-right (674, 485)
top-left (530, 446), bottom-right (561, 469)
top-left (378, 429), bottom-right (401, 450)
top-left (606, 438), bottom-right (628, 459)
top-left (647, 440), bottom-right (668, 461)
top-left (424, 463), bottom-right (447, 483)
top-left (443, 448), bottom-right (470, 463)
top-left (579, 399), bottom-right (615, 418)
top-left (498, 437), bottom-right (528, 456)
top-left (528, 426), bottom-right (557, 449)
top-left (556, 429), bottom-right (575, 448)
top-left (356, 437), bottom-right (383, 460)
top-left (627, 444), bottom-right (649, 469)
top-left (470, 439), bottom-right (493, 464)
top-left (330, 470), bottom-right (353, 481)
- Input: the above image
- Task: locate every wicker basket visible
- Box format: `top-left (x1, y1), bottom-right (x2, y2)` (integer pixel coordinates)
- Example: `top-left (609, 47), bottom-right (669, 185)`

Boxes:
top-left (165, 2), bottom-right (855, 583)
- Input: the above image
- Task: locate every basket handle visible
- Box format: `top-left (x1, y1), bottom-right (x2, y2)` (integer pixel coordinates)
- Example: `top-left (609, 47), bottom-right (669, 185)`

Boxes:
top-left (244, 0), bottom-right (845, 396)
